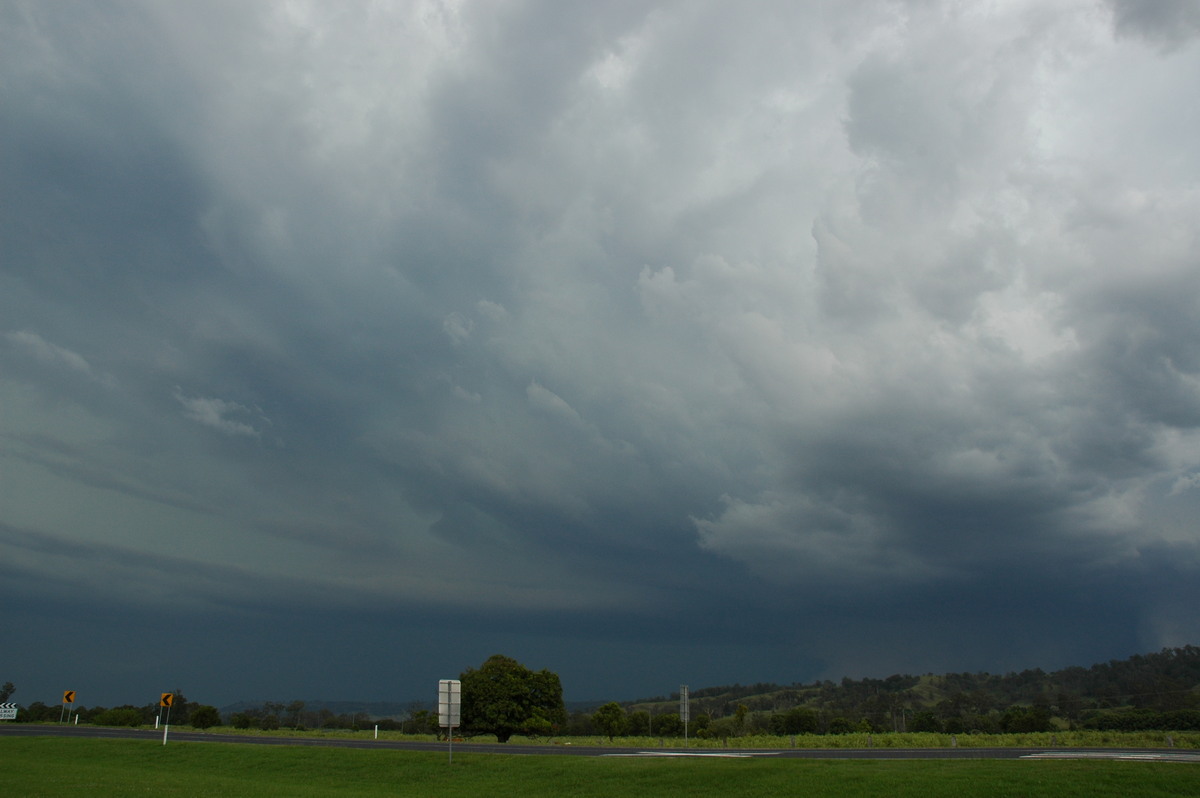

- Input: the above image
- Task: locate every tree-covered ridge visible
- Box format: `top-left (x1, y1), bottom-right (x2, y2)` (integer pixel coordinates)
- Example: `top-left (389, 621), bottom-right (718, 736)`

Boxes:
top-left (619, 646), bottom-right (1200, 734)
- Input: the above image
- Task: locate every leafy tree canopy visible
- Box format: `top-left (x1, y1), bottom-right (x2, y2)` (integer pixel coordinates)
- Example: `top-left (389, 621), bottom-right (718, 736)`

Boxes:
top-left (460, 654), bottom-right (566, 743)
top-left (593, 701), bottom-right (627, 741)
top-left (190, 705), bottom-right (221, 729)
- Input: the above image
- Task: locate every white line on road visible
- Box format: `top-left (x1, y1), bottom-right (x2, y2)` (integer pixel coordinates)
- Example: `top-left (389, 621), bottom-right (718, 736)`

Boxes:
top-left (1022, 751), bottom-right (1200, 763)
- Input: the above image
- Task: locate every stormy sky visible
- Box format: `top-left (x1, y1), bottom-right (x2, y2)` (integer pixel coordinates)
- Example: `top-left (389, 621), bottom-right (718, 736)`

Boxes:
top-left (3, 0), bottom-right (1199, 709)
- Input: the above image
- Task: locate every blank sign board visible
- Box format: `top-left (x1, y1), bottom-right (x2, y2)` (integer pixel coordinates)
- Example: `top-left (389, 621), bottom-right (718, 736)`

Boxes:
top-left (438, 679), bottom-right (461, 728)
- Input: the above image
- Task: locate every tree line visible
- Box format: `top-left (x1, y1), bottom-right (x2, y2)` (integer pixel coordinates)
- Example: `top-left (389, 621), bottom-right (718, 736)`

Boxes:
top-left (4, 646), bottom-right (1197, 737)
top-left (609, 646), bottom-right (1200, 737)
top-left (8, 689), bottom-right (221, 729)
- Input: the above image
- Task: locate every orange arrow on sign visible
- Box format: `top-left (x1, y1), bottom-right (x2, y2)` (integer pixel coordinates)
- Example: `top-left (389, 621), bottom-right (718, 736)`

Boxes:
top-left (63, 691), bottom-right (76, 703)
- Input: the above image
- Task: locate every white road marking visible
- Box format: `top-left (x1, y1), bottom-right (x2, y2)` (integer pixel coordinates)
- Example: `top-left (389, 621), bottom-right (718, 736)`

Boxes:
top-left (1021, 751), bottom-right (1200, 763)
top-left (602, 751), bottom-right (780, 758)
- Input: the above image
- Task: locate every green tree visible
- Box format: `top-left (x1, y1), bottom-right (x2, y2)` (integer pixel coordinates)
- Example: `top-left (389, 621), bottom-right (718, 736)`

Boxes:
top-left (93, 707), bottom-right (143, 727)
top-left (460, 654), bottom-right (566, 743)
top-left (769, 707), bottom-right (818, 735)
top-left (190, 705), bottom-right (221, 729)
top-left (827, 716), bottom-right (855, 734)
top-left (0, 682), bottom-right (14, 702)
top-left (909, 711), bottom-right (942, 733)
top-left (1001, 705), bottom-right (1052, 733)
top-left (654, 712), bottom-right (683, 737)
top-left (163, 689), bottom-right (190, 725)
top-left (593, 702), bottom-right (627, 741)
top-left (406, 709), bottom-right (437, 735)
top-left (23, 702), bottom-right (57, 722)
top-left (626, 710), bottom-right (651, 735)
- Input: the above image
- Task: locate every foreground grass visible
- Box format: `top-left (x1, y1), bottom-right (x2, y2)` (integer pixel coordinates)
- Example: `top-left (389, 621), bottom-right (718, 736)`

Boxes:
top-left (4, 737), bottom-right (1197, 797)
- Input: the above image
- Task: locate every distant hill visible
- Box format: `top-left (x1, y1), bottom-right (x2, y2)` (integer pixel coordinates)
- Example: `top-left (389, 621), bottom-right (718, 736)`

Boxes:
top-left (220, 646), bottom-right (1200, 730)
top-left (219, 699), bottom-right (421, 720)
top-left (621, 646), bottom-right (1200, 727)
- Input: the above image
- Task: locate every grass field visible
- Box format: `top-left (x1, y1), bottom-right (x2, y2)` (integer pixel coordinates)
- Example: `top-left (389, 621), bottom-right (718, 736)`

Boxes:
top-left (4, 737), bottom-right (1197, 797)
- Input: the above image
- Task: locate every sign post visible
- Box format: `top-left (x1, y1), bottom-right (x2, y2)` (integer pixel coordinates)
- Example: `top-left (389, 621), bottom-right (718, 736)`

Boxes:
top-left (679, 685), bottom-right (690, 748)
top-left (160, 693), bottom-right (174, 745)
top-left (60, 691), bottom-right (75, 724)
top-left (438, 679), bottom-right (461, 764)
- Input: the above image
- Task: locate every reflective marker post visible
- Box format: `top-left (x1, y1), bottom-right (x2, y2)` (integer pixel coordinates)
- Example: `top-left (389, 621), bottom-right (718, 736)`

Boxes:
top-left (680, 685), bottom-right (690, 748)
top-left (438, 679), bottom-right (461, 764)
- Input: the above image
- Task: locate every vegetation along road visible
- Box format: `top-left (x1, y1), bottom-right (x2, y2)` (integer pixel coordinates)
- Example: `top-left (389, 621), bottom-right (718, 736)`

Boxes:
top-left (4, 723), bottom-right (1197, 763)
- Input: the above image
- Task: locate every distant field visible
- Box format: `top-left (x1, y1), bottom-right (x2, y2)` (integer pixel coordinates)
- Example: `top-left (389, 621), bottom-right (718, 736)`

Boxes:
top-left (4, 737), bottom-right (1197, 797)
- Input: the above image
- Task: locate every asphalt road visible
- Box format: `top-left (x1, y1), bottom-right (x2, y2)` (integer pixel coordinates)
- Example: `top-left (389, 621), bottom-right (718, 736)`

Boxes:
top-left (3, 724), bottom-right (1197, 762)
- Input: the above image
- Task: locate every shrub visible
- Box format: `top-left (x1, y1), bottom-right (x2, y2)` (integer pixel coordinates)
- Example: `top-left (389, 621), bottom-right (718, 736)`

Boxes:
top-left (910, 712), bottom-right (942, 733)
top-left (93, 708), bottom-right (143, 727)
top-left (190, 705), bottom-right (221, 729)
top-left (827, 717), bottom-right (855, 734)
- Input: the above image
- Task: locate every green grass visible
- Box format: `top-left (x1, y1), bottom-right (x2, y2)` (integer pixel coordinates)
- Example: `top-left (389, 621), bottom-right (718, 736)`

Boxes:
top-left (3, 737), bottom-right (1197, 797)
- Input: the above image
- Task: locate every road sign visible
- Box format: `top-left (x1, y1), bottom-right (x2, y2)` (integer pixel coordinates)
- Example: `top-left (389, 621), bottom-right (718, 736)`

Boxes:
top-left (63, 691), bottom-right (76, 704)
top-left (0, 703), bottom-right (17, 720)
top-left (679, 685), bottom-right (689, 722)
top-left (160, 693), bottom-right (173, 707)
top-left (438, 679), bottom-right (462, 765)
top-left (438, 679), bottom-right (461, 728)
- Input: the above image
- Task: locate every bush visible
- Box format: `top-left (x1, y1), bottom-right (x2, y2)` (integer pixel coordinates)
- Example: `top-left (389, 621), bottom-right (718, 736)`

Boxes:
top-left (190, 705), bottom-right (221, 729)
top-left (910, 712), bottom-right (942, 733)
top-left (230, 713), bottom-right (253, 729)
top-left (1084, 709), bottom-right (1200, 732)
top-left (827, 717), bottom-right (855, 734)
top-left (1001, 706), bottom-right (1052, 733)
top-left (769, 708), bottom-right (818, 735)
top-left (93, 708), bottom-right (144, 727)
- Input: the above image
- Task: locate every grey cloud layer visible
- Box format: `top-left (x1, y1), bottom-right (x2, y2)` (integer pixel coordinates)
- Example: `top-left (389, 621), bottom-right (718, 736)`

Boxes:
top-left (2, 0), bottom-right (1198, 700)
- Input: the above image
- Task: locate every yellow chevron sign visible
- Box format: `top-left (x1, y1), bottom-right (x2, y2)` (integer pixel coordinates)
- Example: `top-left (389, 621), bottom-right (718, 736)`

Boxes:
top-left (160, 693), bottom-right (173, 707)
top-left (62, 691), bottom-right (76, 704)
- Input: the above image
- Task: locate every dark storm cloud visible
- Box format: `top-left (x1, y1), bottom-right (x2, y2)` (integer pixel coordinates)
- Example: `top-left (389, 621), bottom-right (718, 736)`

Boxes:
top-left (2, 0), bottom-right (1199, 706)
top-left (1108, 0), bottom-right (1200, 50)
